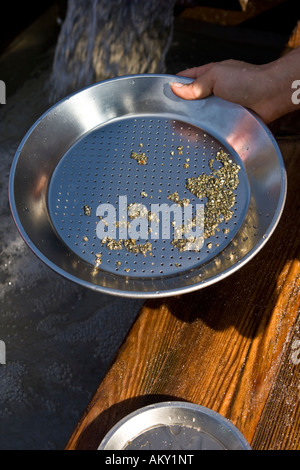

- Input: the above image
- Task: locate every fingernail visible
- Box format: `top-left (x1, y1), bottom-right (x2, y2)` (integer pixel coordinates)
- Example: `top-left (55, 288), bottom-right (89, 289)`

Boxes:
top-left (170, 82), bottom-right (184, 88)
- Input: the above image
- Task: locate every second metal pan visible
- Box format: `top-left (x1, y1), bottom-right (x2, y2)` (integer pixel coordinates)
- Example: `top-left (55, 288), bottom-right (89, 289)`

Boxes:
top-left (98, 401), bottom-right (251, 450)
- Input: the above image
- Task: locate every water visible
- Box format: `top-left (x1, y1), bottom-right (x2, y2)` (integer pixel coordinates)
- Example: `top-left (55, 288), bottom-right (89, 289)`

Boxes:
top-left (0, 59), bottom-right (144, 450)
top-left (125, 424), bottom-right (225, 450)
top-left (48, 0), bottom-right (176, 102)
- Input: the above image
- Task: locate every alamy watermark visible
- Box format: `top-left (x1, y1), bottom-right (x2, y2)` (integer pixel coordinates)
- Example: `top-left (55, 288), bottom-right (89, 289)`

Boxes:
top-left (0, 340), bottom-right (6, 364)
top-left (291, 80), bottom-right (300, 105)
top-left (0, 80), bottom-right (6, 104)
top-left (95, 195), bottom-right (205, 251)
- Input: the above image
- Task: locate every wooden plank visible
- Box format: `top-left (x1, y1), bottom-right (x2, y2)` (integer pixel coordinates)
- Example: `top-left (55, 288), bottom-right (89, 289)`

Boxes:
top-left (0, 3), bottom-right (60, 97)
top-left (288, 20), bottom-right (300, 48)
top-left (239, 0), bottom-right (250, 12)
top-left (252, 307), bottom-right (300, 449)
top-left (65, 135), bottom-right (300, 450)
top-left (179, 0), bottom-right (287, 26)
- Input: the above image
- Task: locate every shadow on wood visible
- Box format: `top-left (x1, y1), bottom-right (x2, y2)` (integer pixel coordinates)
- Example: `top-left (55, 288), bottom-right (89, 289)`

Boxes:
top-left (68, 394), bottom-right (188, 450)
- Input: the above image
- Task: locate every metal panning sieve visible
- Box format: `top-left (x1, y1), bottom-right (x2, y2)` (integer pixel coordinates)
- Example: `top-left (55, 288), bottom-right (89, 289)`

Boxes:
top-left (9, 74), bottom-right (286, 298)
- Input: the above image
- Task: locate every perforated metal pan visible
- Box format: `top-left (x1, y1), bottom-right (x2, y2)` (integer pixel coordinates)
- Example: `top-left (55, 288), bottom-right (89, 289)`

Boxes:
top-left (9, 74), bottom-right (286, 298)
top-left (98, 401), bottom-right (251, 450)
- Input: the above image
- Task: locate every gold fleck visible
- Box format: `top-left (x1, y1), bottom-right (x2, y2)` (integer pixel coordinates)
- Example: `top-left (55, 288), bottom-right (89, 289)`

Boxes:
top-left (83, 205), bottom-right (91, 216)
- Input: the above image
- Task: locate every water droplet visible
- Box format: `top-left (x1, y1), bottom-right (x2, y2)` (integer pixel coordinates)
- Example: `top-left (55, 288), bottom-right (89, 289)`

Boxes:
top-left (169, 425), bottom-right (181, 436)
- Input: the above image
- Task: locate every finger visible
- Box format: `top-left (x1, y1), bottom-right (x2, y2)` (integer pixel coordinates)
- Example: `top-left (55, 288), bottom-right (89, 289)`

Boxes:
top-left (170, 75), bottom-right (214, 100)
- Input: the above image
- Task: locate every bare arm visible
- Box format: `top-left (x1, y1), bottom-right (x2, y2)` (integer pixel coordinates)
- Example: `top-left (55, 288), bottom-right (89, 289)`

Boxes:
top-left (171, 46), bottom-right (300, 123)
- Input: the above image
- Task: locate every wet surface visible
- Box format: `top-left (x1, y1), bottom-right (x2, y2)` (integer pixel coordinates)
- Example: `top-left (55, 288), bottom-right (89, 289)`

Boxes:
top-left (0, 54), bottom-right (144, 449)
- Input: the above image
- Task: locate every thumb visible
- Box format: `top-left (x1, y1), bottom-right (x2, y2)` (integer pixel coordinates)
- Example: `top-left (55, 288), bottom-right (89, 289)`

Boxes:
top-left (170, 77), bottom-right (214, 100)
